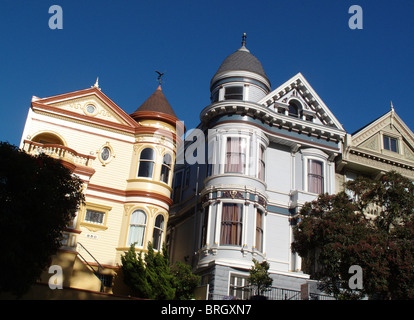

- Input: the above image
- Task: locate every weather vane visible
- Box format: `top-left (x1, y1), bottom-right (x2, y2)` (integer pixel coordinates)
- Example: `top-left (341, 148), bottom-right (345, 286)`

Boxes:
top-left (155, 71), bottom-right (165, 85)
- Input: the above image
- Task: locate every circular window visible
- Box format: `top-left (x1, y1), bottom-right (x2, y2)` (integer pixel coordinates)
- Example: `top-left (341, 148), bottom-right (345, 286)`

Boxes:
top-left (101, 147), bottom-right (111, 161)
top-left (86, 104), bottom-right (96, 114)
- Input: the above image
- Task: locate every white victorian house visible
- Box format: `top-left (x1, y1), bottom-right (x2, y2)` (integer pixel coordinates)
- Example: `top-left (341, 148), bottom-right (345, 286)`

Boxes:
top-left (167, 37), bottom-right (346, 298)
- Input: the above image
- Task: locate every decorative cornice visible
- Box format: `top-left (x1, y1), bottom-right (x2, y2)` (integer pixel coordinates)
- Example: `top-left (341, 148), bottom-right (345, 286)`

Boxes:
top-left (200, 100), bottom-right (344, 144)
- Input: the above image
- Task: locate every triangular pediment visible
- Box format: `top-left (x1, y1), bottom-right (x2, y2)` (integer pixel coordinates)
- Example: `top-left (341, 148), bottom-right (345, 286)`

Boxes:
top-left (31, 87), bottom-right (137, 129)
top-left (351, 109), bottom-right (414, 163)
top-left (259, 73), bottom-right (344, 131)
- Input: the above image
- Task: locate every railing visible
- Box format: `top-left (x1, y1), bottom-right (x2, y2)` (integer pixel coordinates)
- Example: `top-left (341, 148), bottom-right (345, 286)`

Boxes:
top-left (22, 140), bottom-right (95, 167)
top-left (76, 242), bottom-right (108, 292)
top-left (209, 285), bottom-right (336, 300)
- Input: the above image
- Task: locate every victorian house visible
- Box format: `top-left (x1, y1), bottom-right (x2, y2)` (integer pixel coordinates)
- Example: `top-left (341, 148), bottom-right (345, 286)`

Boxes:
top-left (19, 81), bottom-right (183, 297)
top-left (336, 104), bottom-right (414, 215)
top-left (167, 38), bottom-right (347, 298)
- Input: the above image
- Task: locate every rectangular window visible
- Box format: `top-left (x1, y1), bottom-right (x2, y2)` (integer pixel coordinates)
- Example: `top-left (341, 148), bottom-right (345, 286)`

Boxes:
top-left (85, 209), bottom-right (105, 225)
top-left (200, 209), bottom-right (209, 248)
top-left (220, 203), bottom-right (243, 246)
top-left (255, 210), bottom-right (264, 253)
top-left (229, 275), bottom-right (250, 300)
top-left (225, 137), bottom-right (247, 174)
top-left (308, 159), bottom-right (324, 194)
top-left (383, 135), bottom-right (398, 153)
top-left (258, 145), bottom-right (265, 180)
top-left (224, 86), bottom-right (243, 100)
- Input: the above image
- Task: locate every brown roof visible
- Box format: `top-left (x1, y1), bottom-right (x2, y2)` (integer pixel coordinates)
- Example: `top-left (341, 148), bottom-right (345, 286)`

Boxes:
top-left (132, 85), bottom-right (177, 118)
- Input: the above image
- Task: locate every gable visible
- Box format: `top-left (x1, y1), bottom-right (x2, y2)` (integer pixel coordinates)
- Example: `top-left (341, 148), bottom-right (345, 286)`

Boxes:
top-left (31, 87), bottom-right (138, 130)
top-left (259, 73), bottom-right (344, 130)
top-left (351, 110), bottom-right (414, 164)
top-left (49, 94), bottom-right (130, 126)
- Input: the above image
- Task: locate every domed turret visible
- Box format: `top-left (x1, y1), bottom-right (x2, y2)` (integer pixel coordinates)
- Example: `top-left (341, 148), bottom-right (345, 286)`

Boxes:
top-left (210, 34), bottom-right (271, 103)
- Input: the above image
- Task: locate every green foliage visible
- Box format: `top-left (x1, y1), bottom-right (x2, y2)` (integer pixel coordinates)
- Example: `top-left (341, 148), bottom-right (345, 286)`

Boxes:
top-left (0, 142), bottom-right (84, 296)
top-left (171, 261), bottom-right (201, 300)
top-left (121, 243), bottom-right (175, 299)
top-left (121, 242), bottom-right (200, 300)
top-left (292, 171), bottom-right (414, 300)
top-left (247, 259), bottom-right (273, 295)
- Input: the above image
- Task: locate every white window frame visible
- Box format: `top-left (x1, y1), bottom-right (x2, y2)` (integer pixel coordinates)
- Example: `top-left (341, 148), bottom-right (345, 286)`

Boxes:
top-left (220, 134), bottom-right (250, 175)
top-left (381, 132), bottom-right (401, 154)
top-left (303, 153), bottom-right (328, 195)
top-left (137, 147), bottom-right (156, 179)
top-left (228, 272), bottom-right (250, 299)
top-left (127, 209), bottom-right (147, 248)
top-left (254, 208), bottom-right (265, 254)
top-left (257, 142), bottom-right (266, 181)
top-left (215, 200), bottom-right (247, 247)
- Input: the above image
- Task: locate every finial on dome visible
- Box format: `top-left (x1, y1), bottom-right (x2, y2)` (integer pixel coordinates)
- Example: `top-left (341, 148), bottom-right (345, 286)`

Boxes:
top-left (241, 33), bottom-right (247, 47)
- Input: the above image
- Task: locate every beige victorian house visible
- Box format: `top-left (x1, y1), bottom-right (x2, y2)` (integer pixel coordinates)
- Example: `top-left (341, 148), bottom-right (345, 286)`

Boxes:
top-left (336, 105), bottom-right (414, 210)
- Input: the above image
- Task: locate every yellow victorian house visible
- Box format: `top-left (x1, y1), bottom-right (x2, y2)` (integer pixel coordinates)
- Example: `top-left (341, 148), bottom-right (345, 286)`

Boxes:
top-left (18, 80), bottom-right (184, 298)
top-left (336, 104), bottom-right (414, 217)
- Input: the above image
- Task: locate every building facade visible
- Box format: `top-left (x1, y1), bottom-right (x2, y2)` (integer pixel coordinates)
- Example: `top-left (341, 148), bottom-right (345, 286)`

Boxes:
top-left (168, 40), bottom-right (347, 298)
top-left (336, 105), bottom-right (414, 212)
top-left (19, 81), bottom-right (183, 295)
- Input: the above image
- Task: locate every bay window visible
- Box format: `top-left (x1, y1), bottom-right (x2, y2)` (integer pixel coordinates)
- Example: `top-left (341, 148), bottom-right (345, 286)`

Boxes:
top-left (220, 203), bottom-right (243, 246)
top-left (138, 147), bottom-right (155, 178)
top-left (225, 137), bottom-right (247, 174)
top-left (127, 210), bottom-right (147, 247)
top-left (308, 159), bottom-right (324, 194)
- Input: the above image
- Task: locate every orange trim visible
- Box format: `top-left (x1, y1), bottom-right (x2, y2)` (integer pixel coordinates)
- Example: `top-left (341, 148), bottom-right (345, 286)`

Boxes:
top-left (32, 103), bottom-right (183, 144)
top-left (130, 111), bottom-right (186, 134)
top-left (86, 184), bottom-right (173, 206)
top-left (37, 87), bottom-right (138, 128)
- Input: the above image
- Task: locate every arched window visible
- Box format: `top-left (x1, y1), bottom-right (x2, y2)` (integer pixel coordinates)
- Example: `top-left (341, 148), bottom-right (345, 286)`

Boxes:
top-left (152, 215), bottom-right (165, 250)
top-left (137, 148), bottom-right (155, 178)
top-left (160, 153), bottom-right (172, 184)
top-left (288, 100), bottom-right (301, 118)
top-left (32, 132), bottom-right (65, 145)
top-left (127, 210), bottom-right (147, 247)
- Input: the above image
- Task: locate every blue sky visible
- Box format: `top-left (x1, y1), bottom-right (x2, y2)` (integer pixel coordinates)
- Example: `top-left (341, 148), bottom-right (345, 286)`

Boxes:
top-left (1, 0), bottom-right (413, 146)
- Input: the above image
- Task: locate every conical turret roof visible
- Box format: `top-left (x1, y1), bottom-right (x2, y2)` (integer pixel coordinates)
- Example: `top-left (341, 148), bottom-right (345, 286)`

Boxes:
top-left (132, 85), bottom-right (177, 118)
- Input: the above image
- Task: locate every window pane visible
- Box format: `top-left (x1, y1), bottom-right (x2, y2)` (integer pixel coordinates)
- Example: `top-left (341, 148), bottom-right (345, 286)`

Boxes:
top-left (225, 137), bottom-right (246, 174)
top-left (128, 210), bottom-right (146, 247)
top-left (153, 215), bottom-right (165, 250)
top-left (85, 210), bottom-right (104, 224)
top-left (308, 160), bottom-right (324, 194)
top-left (390, 138), bottom-right (398, 152)
top-left (224, 86), bottom-right (243, 100)
top-left (138, 161), bottom-right (154, 178)
top-left (140, 148), bottom-right (155, 160)
top-left (383, 136), bottom-right (390, 150)
top-left (220, 203), bottom-right (243, 246)
top-left (256, 210), bottom-right (263, 252)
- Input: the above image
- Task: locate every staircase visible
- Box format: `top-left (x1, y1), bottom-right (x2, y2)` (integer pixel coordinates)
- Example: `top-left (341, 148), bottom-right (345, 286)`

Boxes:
top-left (76, 242), bottom-right (112, 293)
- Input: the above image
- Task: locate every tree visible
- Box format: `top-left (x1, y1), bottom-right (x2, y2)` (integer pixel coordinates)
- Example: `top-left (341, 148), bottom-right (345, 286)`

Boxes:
top-left (292, 171), bottom-right (414, 300)
top-left (247, 259), bottom-right (273, 297)
top-left (171, 261), bottom-right (201, 300)
top-left (121, 242), bottom-right (175, 299)
top-left (121, 242), bottom-right (200, 300)
top-left (0, 142), bottom-right (84, 296)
